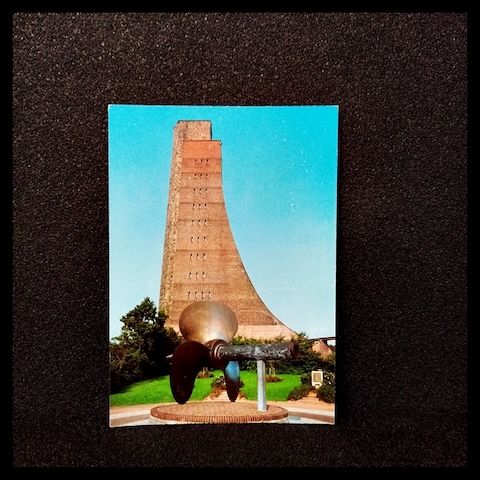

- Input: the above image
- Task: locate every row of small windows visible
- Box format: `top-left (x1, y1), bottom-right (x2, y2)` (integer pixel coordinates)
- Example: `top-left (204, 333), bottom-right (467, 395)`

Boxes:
top-left (194, 158), bottom-right (209, 165)
top-left (190, 253), bottom-right (207, 260)
top-left (191, 219), bottom-right (207, 226)
top-left (188, 272), bottom-right (206, 279)
top-left (193, 188), bottom-right (208, 194)
top-left (193, 173), bottom-right (209, 179)
top-left (191, 236), bottom-right (207, 243)
top-left (192, 203), bottom-right (207, 210)
top-left (188, 291), bottom-right (212, 299)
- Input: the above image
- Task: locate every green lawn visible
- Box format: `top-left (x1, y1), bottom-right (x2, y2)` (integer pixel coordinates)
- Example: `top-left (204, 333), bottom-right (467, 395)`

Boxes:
top-left (110, 370), bottom-right (301, 406)
top-left (240, 371), bottom-right (301, 401)
top-left (110, 374), bottom-right (214, 406)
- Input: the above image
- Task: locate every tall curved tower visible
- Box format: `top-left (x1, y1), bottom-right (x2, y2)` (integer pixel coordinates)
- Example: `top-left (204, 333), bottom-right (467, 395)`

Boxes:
top-left (160, 120), bottom-right (295, 339)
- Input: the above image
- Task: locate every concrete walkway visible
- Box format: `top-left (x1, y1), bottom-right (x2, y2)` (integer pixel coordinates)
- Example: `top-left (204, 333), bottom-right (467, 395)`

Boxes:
top-left (110, 396), bottom-right (335, 427)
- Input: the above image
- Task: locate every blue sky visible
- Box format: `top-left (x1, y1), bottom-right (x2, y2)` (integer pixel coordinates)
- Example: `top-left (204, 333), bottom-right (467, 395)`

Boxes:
top-left (109, 105), bottom-right (338, 339)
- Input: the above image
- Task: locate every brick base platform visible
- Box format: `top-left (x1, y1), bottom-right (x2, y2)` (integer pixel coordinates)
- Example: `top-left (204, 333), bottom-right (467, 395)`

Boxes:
top-left (150, 401), bottom-right (289, 424)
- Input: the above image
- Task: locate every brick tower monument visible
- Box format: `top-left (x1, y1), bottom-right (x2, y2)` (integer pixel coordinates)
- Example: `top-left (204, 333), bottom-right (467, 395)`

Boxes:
top-left (159, 120), bottom-right (295, 339)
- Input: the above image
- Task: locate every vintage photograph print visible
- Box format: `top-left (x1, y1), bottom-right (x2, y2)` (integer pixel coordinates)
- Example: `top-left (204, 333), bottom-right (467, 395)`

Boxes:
top-left (109, 106), bottom-right (338, 426)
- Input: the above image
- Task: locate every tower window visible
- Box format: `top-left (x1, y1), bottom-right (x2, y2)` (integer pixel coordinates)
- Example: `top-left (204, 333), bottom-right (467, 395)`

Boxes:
top-left (190, 236), bottom-right (193, 243)
top-left (206, 158), bottom-right (209, 164)
top-left (204, 203), bottom-right (207, 209)
top-left (203, 253), bottom-right (206, 260)
top-left (192, 203), bottom-right (195, 210)
top-left (202, 272), bottom-right (205, 279)
top-left (188, 272), bottom-right (192, 279)
top-left (206, 173), bottom-right (209, 179)
top-left (208, 291), bottom-right (212, 298)
top-left (190, 253), bottom-right (193, 260)
top-left (195, 272), bottom-right (199, 279)
top-left (194, 173), bottom-right (197, 179)
top-left (188, 291), bottom-right (191, 299)
top-left (201, 291), bottom-right (205, 299)
top-left (197, 236), bottom-right (200, 243)
top-left (203, 236), bottom-right (207, 242)
top-left (193, 188), bottom-right (197, 194)
top-left (194, 291), bottom-right (197, 299)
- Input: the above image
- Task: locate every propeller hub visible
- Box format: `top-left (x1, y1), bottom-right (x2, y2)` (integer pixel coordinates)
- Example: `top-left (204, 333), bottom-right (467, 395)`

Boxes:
top-left (179, 301), bottom-right (238, 344)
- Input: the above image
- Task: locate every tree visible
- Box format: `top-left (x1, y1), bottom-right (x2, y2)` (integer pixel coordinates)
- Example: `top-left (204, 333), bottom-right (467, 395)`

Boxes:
top-left (110, 298), bottom-right (180, 392)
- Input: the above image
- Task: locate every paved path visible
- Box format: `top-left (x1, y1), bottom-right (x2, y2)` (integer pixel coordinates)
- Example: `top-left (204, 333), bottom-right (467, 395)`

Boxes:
top-left (110, 396), bottom-right (335, 427)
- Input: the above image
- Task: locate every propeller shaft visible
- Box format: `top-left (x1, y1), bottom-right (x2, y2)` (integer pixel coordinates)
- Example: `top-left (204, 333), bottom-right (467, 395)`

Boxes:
top-left (215, 341), bottom-right (298, 362)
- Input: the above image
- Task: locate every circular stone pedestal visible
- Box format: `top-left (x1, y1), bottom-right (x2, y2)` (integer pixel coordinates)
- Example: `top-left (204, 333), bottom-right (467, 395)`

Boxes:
top-left (150, 401), bottom-right (289, 424)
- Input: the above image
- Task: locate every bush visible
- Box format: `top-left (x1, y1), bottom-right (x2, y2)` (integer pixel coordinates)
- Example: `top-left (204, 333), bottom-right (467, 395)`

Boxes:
top-left (287, 384), bottom-right (310, 400)
top-left (317, 384), bottom-right (335, 403)
top-left (317, 370), bottom-right (335, 403)
top-left (238, 360), bottom-right (258, 371)
top-left (322, 370), bottom-right (335, 387)
top-left (210, 375), bottom-right (244, 390)
top-left (265, 375), bottom-right (282, 383)
top-left (197, 368), bottom-right (213, 378)
top-left (300, 373), bottom-right (311, 386)
top-left (211, 375), bottom-right (226, 389)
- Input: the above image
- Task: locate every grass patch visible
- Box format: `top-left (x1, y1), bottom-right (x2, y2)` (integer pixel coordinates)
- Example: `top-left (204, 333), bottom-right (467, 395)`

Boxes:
top-left (239, 371), bottom-right (301, 401)
top-left (110, 374), bottom-right (214, 407)
top-left (110, 370), bottom-right (302, 406)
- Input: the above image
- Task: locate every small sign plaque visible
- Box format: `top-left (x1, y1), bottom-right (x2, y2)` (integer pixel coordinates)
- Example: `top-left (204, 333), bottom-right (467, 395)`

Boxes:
top-left (311, 370), bottom-right (324, 388)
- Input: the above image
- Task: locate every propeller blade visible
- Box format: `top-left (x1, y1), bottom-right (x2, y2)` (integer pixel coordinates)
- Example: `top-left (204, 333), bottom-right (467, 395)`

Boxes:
top-left (170, 341), bottom-right (210, 404)
top-left (224, 360), bottom-right (240, 402)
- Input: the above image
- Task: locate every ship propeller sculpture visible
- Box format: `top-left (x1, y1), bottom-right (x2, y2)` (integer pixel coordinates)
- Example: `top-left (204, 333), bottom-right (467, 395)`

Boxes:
top-left (169, 301), bottom-right (299, 404)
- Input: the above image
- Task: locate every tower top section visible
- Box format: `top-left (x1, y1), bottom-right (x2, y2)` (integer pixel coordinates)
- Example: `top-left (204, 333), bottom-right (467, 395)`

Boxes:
top-left (174, 120), bottom-right (212, 141)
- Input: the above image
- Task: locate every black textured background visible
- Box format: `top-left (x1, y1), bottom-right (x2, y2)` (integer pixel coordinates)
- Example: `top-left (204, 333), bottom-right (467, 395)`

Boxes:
top-left (12, 13), bottom-right (467, 467)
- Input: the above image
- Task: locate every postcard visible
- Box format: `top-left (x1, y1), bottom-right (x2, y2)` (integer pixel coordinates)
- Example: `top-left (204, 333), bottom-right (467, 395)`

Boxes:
top-left (108, 106), bottom-right (338, 426)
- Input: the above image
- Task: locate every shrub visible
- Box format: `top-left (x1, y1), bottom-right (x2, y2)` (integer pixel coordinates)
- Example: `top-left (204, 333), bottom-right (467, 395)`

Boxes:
top-left (265, 375), bottom-right (282, 383)
top-left (238, 360), bottom-right (257, 371)
top-left (287, 384), bottom-right (310, 401)
top-left (211, 375), bottom-right (225, 389)
top-left (197, 368), bottom-right (213, 378)
top-left (317, 370), bottom-right (335, 403)
top-left (322, 370), bottom-right (335, 387)
top-left (317, 384), bottom-right (335, 403)
top-left (300, 373), bottom-right (311, 386)
top-left (210, 375), bottom-right (244, 390)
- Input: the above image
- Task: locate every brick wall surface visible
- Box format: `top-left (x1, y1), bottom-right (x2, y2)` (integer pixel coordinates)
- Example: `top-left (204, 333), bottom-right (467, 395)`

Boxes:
top-left (312, 339), bottom-right (333, 357)
top-left (159, 121), bottom-right (295, 339)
